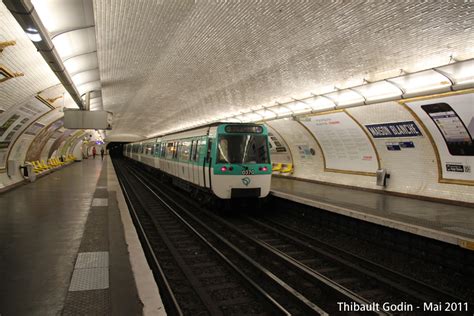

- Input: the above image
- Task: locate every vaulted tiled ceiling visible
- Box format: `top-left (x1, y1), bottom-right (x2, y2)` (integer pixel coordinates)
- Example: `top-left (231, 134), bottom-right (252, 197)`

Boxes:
top-left (93, 0), bottom-right (474, 140)
top-left (0, 2), bottom-right (59, 111)
top-left (3, 1), bottom-right (474, 141)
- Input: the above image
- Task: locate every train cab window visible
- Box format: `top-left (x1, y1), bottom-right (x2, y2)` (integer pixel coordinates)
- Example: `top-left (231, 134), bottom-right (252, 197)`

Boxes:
top-left (217, 135), bottom-right (269, 164)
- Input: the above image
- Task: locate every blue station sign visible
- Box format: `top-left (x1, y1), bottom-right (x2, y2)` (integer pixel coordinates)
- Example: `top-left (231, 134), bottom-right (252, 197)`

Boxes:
top-left (365, 121), bottom-right (422, 138)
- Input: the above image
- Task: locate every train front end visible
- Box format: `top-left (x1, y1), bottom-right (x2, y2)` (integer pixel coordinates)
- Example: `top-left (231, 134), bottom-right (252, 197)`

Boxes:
top-left (211, 124), bottom-right (272, 199)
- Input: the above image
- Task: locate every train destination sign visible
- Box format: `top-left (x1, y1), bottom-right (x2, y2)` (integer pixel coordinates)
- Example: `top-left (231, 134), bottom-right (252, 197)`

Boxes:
top-left (366, 121), bottom-right (422, 138)
top-left (225, 125), bottom-right (263, 133)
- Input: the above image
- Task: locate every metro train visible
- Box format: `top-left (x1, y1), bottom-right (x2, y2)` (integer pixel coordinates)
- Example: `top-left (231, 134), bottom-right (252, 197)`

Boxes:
top-left (123, 123), bottom-right (272, 200)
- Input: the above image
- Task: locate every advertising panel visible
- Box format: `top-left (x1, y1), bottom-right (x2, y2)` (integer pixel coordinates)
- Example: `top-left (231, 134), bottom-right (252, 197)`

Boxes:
top-left (265, 124), bottom-right (292, 163)
top-left (0, 99), bottom-right (51, 169)
top-left (25, 119), bottom-right (64, 162)
top-left (403, 92), bottom-right (473, 184)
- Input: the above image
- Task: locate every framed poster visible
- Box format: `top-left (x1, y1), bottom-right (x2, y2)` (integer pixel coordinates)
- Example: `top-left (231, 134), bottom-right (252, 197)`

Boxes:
top-left (402, 90), bottom-right (474, 185)
top-left (300, 110), bottom-right (379, 175)
top-left (0, 98), bottom-right (51, 170)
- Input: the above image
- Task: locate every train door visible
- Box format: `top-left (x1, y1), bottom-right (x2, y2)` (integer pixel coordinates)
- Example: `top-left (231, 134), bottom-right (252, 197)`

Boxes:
top-left (189, 140), bottom-right (195, 184)
top-left (191, 139), bottom-right (201, 185)
top-left (180, 140), bottom-right (191, 182)
top-left (192, 139), bottom-right (200, 186)
top-left (203, 138), bottom-right (212, 189)
top-left (173, 141), bottom-right (178, 177)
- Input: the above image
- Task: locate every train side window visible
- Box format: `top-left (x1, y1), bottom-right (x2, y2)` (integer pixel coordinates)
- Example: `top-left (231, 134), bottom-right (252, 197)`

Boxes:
top-left (198, 139), bottom-right (206, 162)
top-left (179, 140), bottom-right (191, 161)
top-left (190, 140), bottom-right (195, 161)
top-left (206, 139), bottom-right (213, 162)
top-left (173, 142), bottom-right (179, 159)
top-left (193, 140), bottom-right (200, 161)
top-left (161, 143), bottom-right (166, 158)
top-left (166, 142), bottom-right (174, 159)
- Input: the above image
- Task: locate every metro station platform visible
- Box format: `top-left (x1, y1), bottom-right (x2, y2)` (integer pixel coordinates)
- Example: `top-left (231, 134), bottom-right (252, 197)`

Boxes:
top-left (0, 158), bottom-right (164, 315)
top-left (271, 176), bottom-right (474, 251)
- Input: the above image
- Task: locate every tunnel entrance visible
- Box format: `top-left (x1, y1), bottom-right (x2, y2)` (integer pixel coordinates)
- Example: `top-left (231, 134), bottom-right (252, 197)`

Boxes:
top-left (107, 142), bottom-right (127, 158)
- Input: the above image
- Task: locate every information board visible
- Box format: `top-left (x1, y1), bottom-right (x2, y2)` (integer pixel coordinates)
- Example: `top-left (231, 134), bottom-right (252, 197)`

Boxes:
top-left (300, 111), bottom-right (379, 174)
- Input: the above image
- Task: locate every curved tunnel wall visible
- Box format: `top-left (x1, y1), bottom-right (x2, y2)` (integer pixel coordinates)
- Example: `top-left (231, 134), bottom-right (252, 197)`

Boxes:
top-left (0, 97), bottom-right (83, 190)
top-left (266, 90), bottom-right (474, 203)
top-left (1, 87), bottom-right (472, 204)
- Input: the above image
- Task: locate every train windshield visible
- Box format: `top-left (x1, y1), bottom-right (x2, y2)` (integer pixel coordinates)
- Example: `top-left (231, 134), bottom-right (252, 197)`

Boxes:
top-left (217, 135), bottom-right (269, 164)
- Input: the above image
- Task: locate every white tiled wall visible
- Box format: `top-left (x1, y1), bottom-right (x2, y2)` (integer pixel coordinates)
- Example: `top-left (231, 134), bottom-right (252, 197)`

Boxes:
top-left (269, 100), bottom-right (474, 203)
top-left (0, 106), bottom-right (64, 189)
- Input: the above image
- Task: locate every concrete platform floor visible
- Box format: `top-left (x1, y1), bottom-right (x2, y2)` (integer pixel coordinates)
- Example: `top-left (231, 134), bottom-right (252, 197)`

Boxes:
top-left (271, 176), bottom-right (474, 250)
top-left (0, 158), bottom-right (158, 315)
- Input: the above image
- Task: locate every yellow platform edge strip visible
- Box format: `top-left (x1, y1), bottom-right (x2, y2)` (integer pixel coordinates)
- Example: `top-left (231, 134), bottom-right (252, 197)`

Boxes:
top-left (458, 240), bottom-right (474, 251)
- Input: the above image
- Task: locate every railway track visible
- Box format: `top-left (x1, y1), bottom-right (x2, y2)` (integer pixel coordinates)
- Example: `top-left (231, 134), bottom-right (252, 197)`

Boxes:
top-left (114, 159), bottom-right (290, 315)
top-left (116, 158), bottom-right (472, 315)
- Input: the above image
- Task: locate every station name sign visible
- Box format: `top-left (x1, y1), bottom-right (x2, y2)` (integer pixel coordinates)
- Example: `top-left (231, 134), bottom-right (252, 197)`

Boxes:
top-left (365, 121), bottom-right (422, 138)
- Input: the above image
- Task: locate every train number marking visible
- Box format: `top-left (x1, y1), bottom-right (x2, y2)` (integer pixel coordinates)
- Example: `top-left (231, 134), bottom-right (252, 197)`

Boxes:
top-left (241, 170), bottom-right (254, 175)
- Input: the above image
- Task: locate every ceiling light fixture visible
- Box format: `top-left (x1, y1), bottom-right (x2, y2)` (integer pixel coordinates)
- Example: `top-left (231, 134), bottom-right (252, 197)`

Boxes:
top-left (25, 27), bottom-right (42, 42)
top-left (148, 58), bottom-right (473, 137)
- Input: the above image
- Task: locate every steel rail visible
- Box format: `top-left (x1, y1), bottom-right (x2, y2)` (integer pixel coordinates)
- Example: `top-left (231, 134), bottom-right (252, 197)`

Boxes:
top-left (125, 167), bottom-right (326, 315)
top-left (256, 216), bottom-right (473, 306)
top-left (121, 165), bottom-right (223, 315)
top-left (128, 165), bottom-right (384, 315)
top-left (112, 160), bottom-right (183, 316)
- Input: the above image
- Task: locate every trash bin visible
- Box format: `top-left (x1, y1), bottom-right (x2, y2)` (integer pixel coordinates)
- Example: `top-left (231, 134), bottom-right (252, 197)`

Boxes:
top-left (22, 164), bottom-right (36, 182)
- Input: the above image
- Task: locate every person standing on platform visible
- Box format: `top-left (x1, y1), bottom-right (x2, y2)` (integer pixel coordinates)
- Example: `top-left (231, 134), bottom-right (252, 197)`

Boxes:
top-left (100, 148), bottom-right (105, 160)
top-left (92, 147), bottom-right (97, 159)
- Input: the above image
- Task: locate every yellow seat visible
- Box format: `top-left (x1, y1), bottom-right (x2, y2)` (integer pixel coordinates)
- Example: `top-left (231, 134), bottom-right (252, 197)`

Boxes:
top-left (281, 163), bottom-right (293, 174)
top-left (30, 161), bottom-right (43, 173)
top-left (272, 163), bottom-right (282, 172)
top-left (41, 160), bottom-right (51, 170)
top-left (34, 160), bottom-right (47, 170)
top-left (54, 157), bottom-right (64, 166)
top-left (47, 159), bottom-right (56, 168)
top-left (33, 160), bottom-right (47, 171)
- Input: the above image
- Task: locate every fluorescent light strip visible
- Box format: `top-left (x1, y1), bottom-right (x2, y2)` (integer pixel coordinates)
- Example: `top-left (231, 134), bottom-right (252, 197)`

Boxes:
top-left (149, 58), bottom-right (473, 136)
